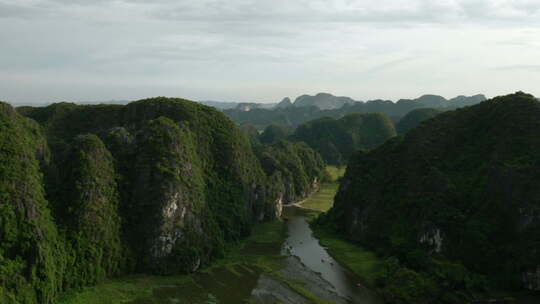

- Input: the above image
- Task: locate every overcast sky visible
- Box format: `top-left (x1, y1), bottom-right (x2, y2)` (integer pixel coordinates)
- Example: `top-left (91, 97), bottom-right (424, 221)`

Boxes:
top-left (1, 0), bottom-right (539, 104)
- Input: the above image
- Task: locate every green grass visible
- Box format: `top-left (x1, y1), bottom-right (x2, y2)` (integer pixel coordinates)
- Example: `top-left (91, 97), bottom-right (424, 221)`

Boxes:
top-left (58, 220), bottom-right (287, 304)
top-left (247, 219), bottom-right (286, 243)
top-left (301, 166), bottom-right (345, 212)
top-left (300, 165), bottom-right (383, 288)
top-left (57, 275), bottom-right (193, 304)
top-left (324, 166), bottom-right (346, 182)
top-left (269, 272), bottom-right (340, 304)
top-left (301, 183), bottom-right (339, 212)
top-left (312, 227), bottom-right (382, 287)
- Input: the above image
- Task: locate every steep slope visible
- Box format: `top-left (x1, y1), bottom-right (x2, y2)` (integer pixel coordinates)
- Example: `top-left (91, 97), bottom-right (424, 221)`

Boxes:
top-left (56, 134), bottom-right (124, 288)
top-left (324, 92), bottom-right (540, 302)
top-left (275, 97), bottom-right (293, 109)
top-left (2, 97), bottom-right (294, 304)
top-left (257, 140), bottom-right (325, 205)
top-left (0, 103), bottom-right (64, 304)
top-left (239, 123), bottom-right (261, 148)
top-left (292, 113), bottom-right (396, 165)
top-left (395, 108), bottom-right (442, 134)
top-left (23, 98), bottom-right (280, 271)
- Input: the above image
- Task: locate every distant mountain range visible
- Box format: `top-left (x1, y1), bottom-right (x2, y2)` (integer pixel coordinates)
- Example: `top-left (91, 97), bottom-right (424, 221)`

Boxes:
top-left (202, 92), bottom-right (487, 113)
top-left (222, 92), bottom-right (488, 130)
top-left (199, 100), bottom-right (277, 110)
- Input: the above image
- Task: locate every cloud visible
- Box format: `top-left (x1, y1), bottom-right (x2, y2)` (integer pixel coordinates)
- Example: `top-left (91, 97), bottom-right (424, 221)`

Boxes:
top-left (0, 2), bottom-right (43, 18)
top-left (0, 0), bottom-right (539, 103)
top-left (493, 65), bottom-right (540, 72)
top-left (2, 0), bottom-right (540, 25)
top-left (366, 57), bottom-right (418, 73)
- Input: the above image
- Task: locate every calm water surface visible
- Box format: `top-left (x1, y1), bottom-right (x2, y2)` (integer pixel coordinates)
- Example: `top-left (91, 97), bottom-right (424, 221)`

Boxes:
top-left (127, 206), bottom-right (539, 304)
top-left (281, 206), bottom-right (380, 304)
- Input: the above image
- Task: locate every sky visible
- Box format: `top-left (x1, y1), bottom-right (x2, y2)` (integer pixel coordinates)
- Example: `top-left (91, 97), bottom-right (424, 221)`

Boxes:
top-left (1, 0), bottom-right (540, 105)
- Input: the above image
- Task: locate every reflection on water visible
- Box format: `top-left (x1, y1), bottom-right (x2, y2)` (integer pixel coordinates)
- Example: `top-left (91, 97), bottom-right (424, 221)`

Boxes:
top-left (281, 206), bottom-right (381, 304)
top-left (126, 206), bottom-right (540, 304)
top-left (126, 206), bottom-right (382, 304)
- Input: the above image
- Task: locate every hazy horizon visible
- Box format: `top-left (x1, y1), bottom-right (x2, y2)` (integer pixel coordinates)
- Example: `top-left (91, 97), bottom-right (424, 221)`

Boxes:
top-left (3, 91), bottom-right (507, 107)
top-left (1, 0), bottom-right (539, 104)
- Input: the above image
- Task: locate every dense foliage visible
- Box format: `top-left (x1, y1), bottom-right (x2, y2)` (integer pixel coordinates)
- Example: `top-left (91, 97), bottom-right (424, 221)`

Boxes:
top-left (395, 108), bottom-right (442, 135)
top-left (256, 140), bottom-right (325, 204)
top-left (321, 92), bottom-right (540, 303)
top-left (259, 124), bottom-right (292, 145)
top-left (57, 134), bottom-right (125, 288)
top-left (291, 113), bottom-right (397, 165)
top-left (1, 97), bottom-right (310, 304)
top-left (0, 103), bottom-right (64, 304)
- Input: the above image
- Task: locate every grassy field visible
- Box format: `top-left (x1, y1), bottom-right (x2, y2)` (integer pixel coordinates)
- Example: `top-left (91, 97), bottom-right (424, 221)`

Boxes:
top-left (323, 166), bottom-right (346, 183)
top-left (57, 275), bottom-right (194, 304)
top-left (312, 228), bottom-right (382, 287)
top-left (301, 183), bottom-right (339, 212)
top-left (58, 220), bottom-right (287, 304)
top-left (301, 166), bottom-right (345, 212)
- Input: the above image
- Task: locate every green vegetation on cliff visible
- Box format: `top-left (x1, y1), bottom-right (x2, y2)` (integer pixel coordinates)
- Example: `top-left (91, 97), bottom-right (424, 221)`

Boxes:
top-left (300, 166), bottom-right (345, 212)
top-left (321, 92), bottom-right (540, 303)
top-left (395, 108), bottom-right (442, 135)
top-left (259, 124), bottom-right (292, 145)
top-left (0, 103), bottom-right (63, 304)
top-left (257, 140), bottom-right (325, 204)
top-left (291, 113), bottom-right (396, 165)
top-left (2, 97), bottom-right (302, 304)
top-left (59, 134), bottom-right (124, 288)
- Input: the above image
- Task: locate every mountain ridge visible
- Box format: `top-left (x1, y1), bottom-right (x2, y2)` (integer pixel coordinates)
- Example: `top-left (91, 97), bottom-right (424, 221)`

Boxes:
top-left (321, 92), bottom-right (540, 303)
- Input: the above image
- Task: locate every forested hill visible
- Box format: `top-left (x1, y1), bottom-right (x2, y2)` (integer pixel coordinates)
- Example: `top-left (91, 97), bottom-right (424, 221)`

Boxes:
top-left (321, 92), bottom-right (540, 303)
top-left (290, 113), bottom-right (397, 166)
top-left (223, 93), bottom-right (486, 130)
top-left (395, 108), bottom-right (443, 135)
top-left (0, 97), bottom-right (324, 304)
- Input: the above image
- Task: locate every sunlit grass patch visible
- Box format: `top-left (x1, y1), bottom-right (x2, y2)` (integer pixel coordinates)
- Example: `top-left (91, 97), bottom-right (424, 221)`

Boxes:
top-left (301, 183), bottom-right (339, 212)
top-left (312, 228), bottom-right (382, 287)
top-left (324, 166), bottom-right (346, 182)
top-left (57, 275), bottom-right (193, 304)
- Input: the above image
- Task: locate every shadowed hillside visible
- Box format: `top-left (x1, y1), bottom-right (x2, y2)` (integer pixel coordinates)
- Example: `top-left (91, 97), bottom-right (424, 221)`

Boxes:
top-left (320, 92), bottom-right (540, 303)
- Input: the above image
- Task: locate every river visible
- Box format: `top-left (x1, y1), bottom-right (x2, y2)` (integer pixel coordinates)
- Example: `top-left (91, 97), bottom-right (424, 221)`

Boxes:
top-left (127, 206), bottom-right (379, 304)
top-left (126, 205), bottom-right (539, 304)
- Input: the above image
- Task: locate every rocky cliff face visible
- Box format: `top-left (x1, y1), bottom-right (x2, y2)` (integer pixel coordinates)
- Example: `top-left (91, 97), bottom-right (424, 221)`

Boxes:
top-left (1, 97), bottom-right (289, 303)
top-left (325, 92), bottom-right (540, 296)
top-left (293, 93), bottom-right (355, 110)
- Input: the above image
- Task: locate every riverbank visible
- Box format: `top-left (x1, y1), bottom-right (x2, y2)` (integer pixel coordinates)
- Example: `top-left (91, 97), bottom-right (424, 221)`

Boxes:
top-left (299, 179), bottom-right (540, 304)
top-left (291, 205), bottom-right (384, 289)
top-left (57, 202), bottom-right (363, 304)
top-left (312, 227), bottom-right (382, 287)
top-left (294, 166), bottom-right (344, 213)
